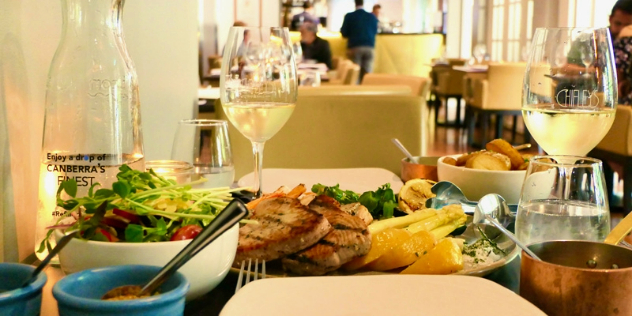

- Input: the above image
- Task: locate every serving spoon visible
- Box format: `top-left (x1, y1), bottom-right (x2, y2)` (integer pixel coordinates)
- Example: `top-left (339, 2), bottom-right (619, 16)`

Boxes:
top-left (474, 194), bottom-right (541, 261)
top-left (101, 199), bottom-right (249, 300)
top-left (425, 181), bottom-right (516, 228)
top-left (391, 138), bottom-right (418, 163)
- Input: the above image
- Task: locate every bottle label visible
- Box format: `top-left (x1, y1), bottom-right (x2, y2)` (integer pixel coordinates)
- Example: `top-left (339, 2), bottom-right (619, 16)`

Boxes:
top-left (45, 153), bottom-right (108, 189)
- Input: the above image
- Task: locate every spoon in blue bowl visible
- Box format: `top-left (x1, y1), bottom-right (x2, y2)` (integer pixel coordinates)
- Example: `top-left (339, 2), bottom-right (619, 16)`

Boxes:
top-left (21, 230), bottom-right (79, 287)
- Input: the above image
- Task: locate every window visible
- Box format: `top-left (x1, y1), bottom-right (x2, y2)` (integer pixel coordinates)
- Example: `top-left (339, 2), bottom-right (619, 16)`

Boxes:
top-left (491, 0), bottom-right (505, 61)
top-left (477, 0), bottom-right (534, 62)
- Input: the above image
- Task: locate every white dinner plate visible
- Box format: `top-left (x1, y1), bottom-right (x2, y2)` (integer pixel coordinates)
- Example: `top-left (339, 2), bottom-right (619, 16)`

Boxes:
top-left (238, 168), bottom-right (404, 194)
top-left (220, 275), bottom-right (546, 316)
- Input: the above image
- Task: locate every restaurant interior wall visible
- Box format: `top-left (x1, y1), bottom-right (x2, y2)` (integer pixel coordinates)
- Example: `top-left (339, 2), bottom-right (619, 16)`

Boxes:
top-left (0, 0), bottom-right (199, 262)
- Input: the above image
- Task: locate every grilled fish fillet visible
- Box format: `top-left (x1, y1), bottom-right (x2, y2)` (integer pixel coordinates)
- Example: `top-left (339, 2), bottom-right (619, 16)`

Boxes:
top-left (339, 202), bottom-right (373, 225)
top-left (235, 197), bottom-right (332, 263)
top-left (282, 196), bottom-right (371, 275)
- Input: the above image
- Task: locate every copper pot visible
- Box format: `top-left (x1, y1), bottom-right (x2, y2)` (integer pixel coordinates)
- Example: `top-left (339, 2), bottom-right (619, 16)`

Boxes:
top-left (400, 157), bottom-right (438, 182)
top-left (521, 240), bottom-right (632, 316)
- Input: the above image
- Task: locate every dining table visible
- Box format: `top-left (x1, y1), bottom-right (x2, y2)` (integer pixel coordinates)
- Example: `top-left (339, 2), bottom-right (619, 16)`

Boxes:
top-left (38, 254), bottom-right (521, 316)
top-left (37, 167), bottom-right (524, 316)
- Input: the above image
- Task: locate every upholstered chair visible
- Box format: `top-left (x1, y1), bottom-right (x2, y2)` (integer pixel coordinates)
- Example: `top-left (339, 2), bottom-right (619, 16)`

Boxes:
top-left (465, 62), bottom-right (530, 146)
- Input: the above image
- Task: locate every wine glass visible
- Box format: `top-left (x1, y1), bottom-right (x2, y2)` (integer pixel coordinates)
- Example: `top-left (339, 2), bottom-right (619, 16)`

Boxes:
top-left (515, 156), bottom-right (610, 245)
top-left (522, 27), bottom-right (617, 156)
top-left (473, 44), bottom-right (487, 64)
top-left (171, 119), bottom-right (234, 188)
top-left (220, 27), bottom-right (298, 197)
top-left (292, 42), bottom-right (303, 64)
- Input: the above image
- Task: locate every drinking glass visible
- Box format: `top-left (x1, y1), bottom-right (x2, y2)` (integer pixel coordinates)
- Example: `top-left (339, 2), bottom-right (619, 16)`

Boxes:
top-left (473, 44), bottom-right (487, 64)
top-left (515, 156), bottom-right (610, 245)
top-left (171, 119), bottom-right (235, 188)
top-left (522, 27), bottom-right (617, 156)
top-left (299, 70), bottom-right (321, 87)
top-left (220, 27), bottom-right (298, 197)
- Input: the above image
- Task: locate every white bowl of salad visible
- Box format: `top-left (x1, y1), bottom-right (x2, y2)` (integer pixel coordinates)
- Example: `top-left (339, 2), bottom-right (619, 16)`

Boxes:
top-left (53, 225), bottom-right (237, 300)
top-left (45, 165), bottom-right (248, 300)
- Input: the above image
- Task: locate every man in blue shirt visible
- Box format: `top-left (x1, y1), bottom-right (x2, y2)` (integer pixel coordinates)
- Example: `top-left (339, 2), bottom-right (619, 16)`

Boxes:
top-left (340, 0), bottom-right (378, 81)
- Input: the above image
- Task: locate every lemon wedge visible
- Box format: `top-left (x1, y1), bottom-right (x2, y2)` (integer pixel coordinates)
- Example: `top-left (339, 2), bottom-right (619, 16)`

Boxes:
top-left (398, 179), bottom-right (436, 214)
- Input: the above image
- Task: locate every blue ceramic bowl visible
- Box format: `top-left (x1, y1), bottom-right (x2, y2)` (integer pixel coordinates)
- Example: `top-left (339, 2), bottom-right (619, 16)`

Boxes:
top-left (0, 262), bottom-right (47, 316)
top-left (53, 265), bottom-right (189, 316)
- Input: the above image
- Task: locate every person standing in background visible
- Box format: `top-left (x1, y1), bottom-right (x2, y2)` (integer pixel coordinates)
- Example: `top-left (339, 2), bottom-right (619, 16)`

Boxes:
top-left (372, 4), bottom-right (385, 33)
top-left (291, 2), bottom-right (320, 31)
top-left (340, 0), bottom-right (378, 81)
top-left (372, 4), bottom-right (381, 18)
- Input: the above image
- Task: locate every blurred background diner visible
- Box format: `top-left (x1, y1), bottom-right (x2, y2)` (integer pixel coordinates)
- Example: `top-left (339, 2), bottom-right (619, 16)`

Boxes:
top-left (4, 0), bottom-right (632, 299)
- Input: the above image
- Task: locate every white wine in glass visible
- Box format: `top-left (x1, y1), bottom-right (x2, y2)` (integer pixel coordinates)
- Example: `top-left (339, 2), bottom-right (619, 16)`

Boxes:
top-left (522, 27), bottom-right (617, 156)
top-left (220, 27), bottom-right (298, 197)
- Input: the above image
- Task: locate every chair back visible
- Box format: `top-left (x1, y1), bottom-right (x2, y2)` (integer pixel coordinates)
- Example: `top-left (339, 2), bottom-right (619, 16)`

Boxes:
top-left (216, 94), bottom-right (425, 178)
top-left (337, 60), bottom-right (352, 80)
top-left (471, 62), bottom-right (526, 110)
top-left (436, 68), bottom-right (465, 96)
top-left (299, 85), bottom-right (412, 96)
top-left (343, 64), bottom-right (361, 85)
top-left (361, 74), bottom-right (431, 98)
top-left (596, 105), bottom-right (632, 156)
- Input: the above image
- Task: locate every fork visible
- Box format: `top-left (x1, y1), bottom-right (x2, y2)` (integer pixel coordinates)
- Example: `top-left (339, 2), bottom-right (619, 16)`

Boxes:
top-left (235, 258), bottom-right (266, 293)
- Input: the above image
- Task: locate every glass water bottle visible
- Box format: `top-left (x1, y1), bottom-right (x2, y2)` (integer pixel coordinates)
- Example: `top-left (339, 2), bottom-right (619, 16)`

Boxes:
top-left (36, 0), bottom-right (144, 260)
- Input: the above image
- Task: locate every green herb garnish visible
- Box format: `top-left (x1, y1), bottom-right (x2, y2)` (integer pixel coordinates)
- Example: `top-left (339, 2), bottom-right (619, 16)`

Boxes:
top-left (311, 183), bottom-right (399, 219)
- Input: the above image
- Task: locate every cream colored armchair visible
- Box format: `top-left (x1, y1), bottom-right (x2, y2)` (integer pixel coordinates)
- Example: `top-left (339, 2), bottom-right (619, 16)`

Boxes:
top-left (216, 94), bottom-right (425, 179)
top-left (361, 73), bottom-right (431, 154)
top-left (299, 85), bottom-right (412, 96)
top-left (465, 62), bottom-right (529, 146)
top-left (590, 106), bottom-right (632, 213)
top-left (361, 73), bottom-right (431, 98)
top-left (327, 60), bottom-right (360, 85)
top-left (433, 62), bottom-right (466, 126)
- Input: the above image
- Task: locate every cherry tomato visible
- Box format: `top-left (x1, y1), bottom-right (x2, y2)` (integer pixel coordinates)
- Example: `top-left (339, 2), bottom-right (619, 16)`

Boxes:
top-left (170, 225), bottom-right (202, 241)
top-left (113, 208), bottom-right (141, 223)
top-left (95, 228), bottom-right (119, 242)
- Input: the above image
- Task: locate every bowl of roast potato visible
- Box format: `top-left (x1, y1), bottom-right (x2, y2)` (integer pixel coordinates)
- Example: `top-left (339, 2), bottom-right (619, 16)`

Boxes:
top-left (437, 139), bottom-right (531, 204)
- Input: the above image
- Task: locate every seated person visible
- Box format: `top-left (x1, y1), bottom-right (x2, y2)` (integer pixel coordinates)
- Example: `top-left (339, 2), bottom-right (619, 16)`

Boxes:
top-left (291, 2), bottom-right (320, 31)
top-left (615, 25), bottom-right (632, 104)
top-left (299, 22), bottom-right (332, 69)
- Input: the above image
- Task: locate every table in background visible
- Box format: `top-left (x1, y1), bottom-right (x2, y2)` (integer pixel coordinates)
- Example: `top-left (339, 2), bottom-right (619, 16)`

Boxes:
top-left (198, 87), bottom-right (220, 118)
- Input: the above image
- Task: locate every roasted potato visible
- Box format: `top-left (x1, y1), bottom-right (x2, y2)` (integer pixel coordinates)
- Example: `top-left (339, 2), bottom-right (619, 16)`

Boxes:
top-left (443, 157), bottom-right (457, 166)
top-left (465, 151), bottom-right (511, 171)
top-left (486, 139), bottom-right (524, 170)
top-left (448, 139), bottom-right (531, 171)
top-left (456, 150), bottom-right (482, 166)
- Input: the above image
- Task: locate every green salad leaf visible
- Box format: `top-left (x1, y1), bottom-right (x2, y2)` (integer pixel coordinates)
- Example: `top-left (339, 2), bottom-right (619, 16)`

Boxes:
top-left (38, 164), bottom-right (253, 250)
top-left (311, 183), bottom-right (399, 219)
